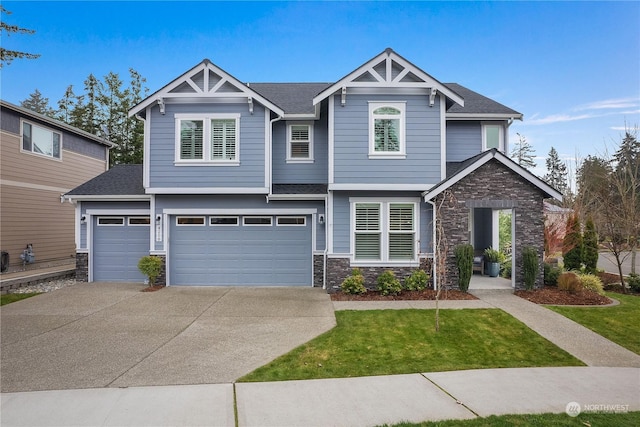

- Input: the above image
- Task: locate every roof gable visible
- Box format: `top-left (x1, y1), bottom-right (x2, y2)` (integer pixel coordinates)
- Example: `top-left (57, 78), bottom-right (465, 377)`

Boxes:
top-left (312, 48), bottom-right (464, 107)
top-left (129, 59), bottom-right (285, 117)
top-left (423, 149), bottom-right (562, 201)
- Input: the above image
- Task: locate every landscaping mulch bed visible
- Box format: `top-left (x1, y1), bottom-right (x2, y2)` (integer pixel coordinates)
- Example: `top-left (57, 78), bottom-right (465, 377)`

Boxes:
top-left (141, 285), bottom-right (164, 292)
top-left (330, 289), bottom-right (478, 301)
top-left (515, 286), bottom-right (612, 305)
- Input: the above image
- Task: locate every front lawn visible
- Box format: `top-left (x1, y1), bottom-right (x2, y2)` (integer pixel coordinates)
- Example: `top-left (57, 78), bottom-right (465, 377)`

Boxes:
top-left (239, 309), bottom-right (583, 382)
top-left (381, 411), bottom-right (640, 427)
top-left (547, 292), bottom-right (640, 354)
top-left (1, 292), bottom-right (41, 306)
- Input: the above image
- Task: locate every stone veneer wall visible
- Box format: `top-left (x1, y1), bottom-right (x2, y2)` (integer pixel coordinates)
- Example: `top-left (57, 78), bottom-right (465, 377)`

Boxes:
top-left (435, 159), bottom-right (546, 290)
top-left (75, 253), bottom-right (88, 282)
top-left (152, 254), bottom-right (167, 286)
top-left (326, 257), bottom-right (433, 292)
top-left (313, 255), bottom-right (324, 287)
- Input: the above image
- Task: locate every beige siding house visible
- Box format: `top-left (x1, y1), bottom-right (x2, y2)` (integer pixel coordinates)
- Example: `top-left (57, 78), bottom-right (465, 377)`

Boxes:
top-left (0, 100), bottom-right (112, 272)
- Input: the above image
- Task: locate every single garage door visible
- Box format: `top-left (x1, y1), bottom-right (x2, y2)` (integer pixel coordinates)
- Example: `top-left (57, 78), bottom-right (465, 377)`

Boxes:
top-left (93, 216), bottom-right (150, 282)
top-left (169, 215), bottom-right (312, 286)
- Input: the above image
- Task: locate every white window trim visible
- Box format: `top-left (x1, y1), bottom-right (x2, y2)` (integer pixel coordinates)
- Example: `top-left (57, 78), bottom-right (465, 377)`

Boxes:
top-left (20, 119), bottom-right (63, 161)
top-left (176, 216), bottom-right (206, 226)
top-left (286, 122), bottom-right (314, 163)
top-left (97, 217), bottom-right (125, 226)
top-left (174, 113), bottom-right (240, 165)
top-left (349, 198), bottom-right (419, 265)
top-left (210, 216), bottom-right (239, 226)
top-left (368, 102), bottom-right (406, 159)
top-left (482, 123), bottom-right (504, 152)
top-left (243, 216), bottom-right (273, 226)
top-left (128, 217), bottom-right (151, 226)
top-left (276, 216), bottom-right (306, 226)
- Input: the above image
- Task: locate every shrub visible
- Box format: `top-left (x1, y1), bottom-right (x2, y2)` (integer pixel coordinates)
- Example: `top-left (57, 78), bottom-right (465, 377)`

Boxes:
top-left (582, 217), bottom-right (599, 274)
top-left (557, 272), bottom-right (582, 294)
top-left (500, 259), bottom-right (512, 279)
top-left (577, 273), bottom-right (605, 295)
top-left (544, 263), bottom-right (562, 286)
top-left (484, 247), bottom-right (506, 263)
top-left (376, 270), bottom-right (402, 296)
top-left (522, 246), bottom-right (539, 290)
top-left (454, 244), bottom-right (474, 292)
top-left (137, 256), bottom-right (163, 285)
top-left (341, 268), bottom-right (366, 295)
top-left (404, 269), bottom-right (430, 291)
top-left (628, 273), bottom-right (640, 293)
top-left (562, 214), bottom-right (583, 271)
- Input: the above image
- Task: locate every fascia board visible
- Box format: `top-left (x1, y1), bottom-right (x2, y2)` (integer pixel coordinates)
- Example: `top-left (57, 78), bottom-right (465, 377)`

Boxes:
top-left (447, 113), bottom-right (524, 120)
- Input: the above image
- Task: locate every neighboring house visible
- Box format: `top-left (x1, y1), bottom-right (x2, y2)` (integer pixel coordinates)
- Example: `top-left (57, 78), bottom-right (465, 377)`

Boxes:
top-left (0, 100), bottom-right (112, 271)
top-left (65, 49), bottom-right (561, 290)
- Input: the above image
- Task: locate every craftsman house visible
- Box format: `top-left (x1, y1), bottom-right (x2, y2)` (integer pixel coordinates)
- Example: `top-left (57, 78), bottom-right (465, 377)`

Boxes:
top-left (65, 49), bottom-right (561, 290)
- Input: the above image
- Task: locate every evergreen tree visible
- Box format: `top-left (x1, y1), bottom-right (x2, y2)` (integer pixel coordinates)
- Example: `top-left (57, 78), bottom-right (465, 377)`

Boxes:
top-left (0, 6), bottom-right (40, 67)
top-left (510, 133), bottom-right (536, 169)
top-left (562, 213), bottom-right (583, 271)
top-left (583, 217), bottom-right (599, 274)
top-left (544, 147), bottom-right (568, 194)
top-left (20, 89), bottom-right (54, 116)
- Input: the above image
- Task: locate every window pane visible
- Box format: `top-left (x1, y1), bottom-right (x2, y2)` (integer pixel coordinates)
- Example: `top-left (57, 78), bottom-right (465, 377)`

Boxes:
top-left (389, 204), bottom-right (414, 231)
top-left (290, 142), bottom-right (309, 158)
top-left (32, 125), bottom-right (54, 156)
top-left (355, 233), bottom-right (381, 259)
top-left (22, 122), bottom-right (32, 151)
top-left (355, 203), bottom-right (380, 231)
top-left (374, 118), bottom-right (400, 151)
top-left (277, 217), bottom-right (305, 225)
top-left (98, 217), bottom-right (124, 225)
top-left (210, 216), bottom-right (238, 225)
top-left (180, 120), bottom-right (203, 159)
top-left (212, 119), bottom-right (236, 160)
top-left (485, 126), bottom-right (500, 149)
top-left (129, 217), bottom-right (150, 225)
top-left (52, 133), bottom-right (61, 158)
top-left (389, 234), bottom-right (415, 260)
top-left (290, 125), bottom-right (309, 141)
top-left (373, 107), bottom-right (400, 115)
top-left (177, 217), bottom-right (205, 225)
top-left (244, 217), bottom-right (272, 225)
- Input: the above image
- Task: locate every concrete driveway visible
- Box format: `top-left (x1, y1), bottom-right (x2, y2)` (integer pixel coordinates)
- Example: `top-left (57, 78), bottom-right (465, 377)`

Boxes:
top-left (0, 283), bottom-right (336, 393)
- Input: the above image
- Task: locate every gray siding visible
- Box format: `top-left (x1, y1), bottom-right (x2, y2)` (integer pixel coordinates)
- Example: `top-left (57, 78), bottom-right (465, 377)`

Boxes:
top-left (154, 195), bottom-right (325, 252)
top-left (272, 113), bottom-right (328, 184)
top-left (333, 94), bottom-right (442, 185)
top-left (446, 121), bottom-right (482, 162)
top-left (148, 103), bottom-right (267, 189)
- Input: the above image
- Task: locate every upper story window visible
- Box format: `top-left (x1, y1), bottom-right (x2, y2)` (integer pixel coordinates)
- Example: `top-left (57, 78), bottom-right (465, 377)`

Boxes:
top-left (287, 122), bottom-right (313, 163)
top-left (21, 121), bottom-right (61, 160)
top-left (482, 124), bottom-right (504, 151)
top-left (368, 102), bottom-right (406, 158)
top-left (175, 114), bottom-right (240, 165)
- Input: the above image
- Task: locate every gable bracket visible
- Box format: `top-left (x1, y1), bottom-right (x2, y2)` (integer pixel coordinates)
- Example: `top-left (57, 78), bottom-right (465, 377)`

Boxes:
top-left (341, 87), bottom-right (347, 107)
top-left (248, 97), bottom-right (253, 115)
top-left (157, 98), bottom-right (165, 115)
top-left (429, 88), bottom-right (437, 107)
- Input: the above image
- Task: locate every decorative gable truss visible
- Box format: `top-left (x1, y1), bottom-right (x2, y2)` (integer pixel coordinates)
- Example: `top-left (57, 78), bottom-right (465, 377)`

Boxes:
top-left (313, 48), bottom-right (464, 108)
top-left (129, 60), bottom-right (284, 118)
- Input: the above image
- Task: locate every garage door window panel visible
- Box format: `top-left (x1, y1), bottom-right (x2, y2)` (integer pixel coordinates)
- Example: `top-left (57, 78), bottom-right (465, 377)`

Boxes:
top-left (128, 217), bottom-right (151, 226)
top-left (98, 217), bottom-right (125, 226)
top-left (210, 216), bottom-right (239, 226)
top-left (277, 217), bottom-right (306, 226)
top-left (176, 216), bottom-right (205, 226)
top-left (243, 217), bottom-right (273, 226)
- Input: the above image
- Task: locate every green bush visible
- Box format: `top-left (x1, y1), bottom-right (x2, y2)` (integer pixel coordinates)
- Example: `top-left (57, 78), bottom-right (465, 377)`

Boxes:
top-left (500, 259), bottom-right (512, 279)
top-left (577, 273), bottom-right (605, 295)
top-left (544, 263), bottom-right (562, 286)
top-left (340, 268), bottom-right (366, 295)
top-left (454, 244), bottom-right (474, 292)
top-left (484, 247), bottom-right (506, 263)
top-left (376, 270), bottom-right (402, 296)
top-left (137, 256), bottom-right (163, 285)
top-left (404, 269), bottom-right (430, 291)
top-left (583, 217), bottom-right (599, 274)
top-left (628, 273), bottom-right (640, 293)
top-left (557, 271), bottom-right (582, 294)
top-left (522, 247), bottom-right (539, 290)
top-left (562, 214), bottom-right (583, 271)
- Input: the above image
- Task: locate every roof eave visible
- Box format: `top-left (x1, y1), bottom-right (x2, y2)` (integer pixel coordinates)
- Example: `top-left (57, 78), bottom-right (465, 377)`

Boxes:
top-left (446, 113), bottom-right (524, 120)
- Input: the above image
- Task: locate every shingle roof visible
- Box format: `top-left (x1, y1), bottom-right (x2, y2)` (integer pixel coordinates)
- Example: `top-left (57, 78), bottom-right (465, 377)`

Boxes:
top-left (444, 83), bottom-right (522, 117)
top-left (248, 83), bottom-right (332, 115)
top-left (272, 184), bottom-right (328, 195)
top-left (65, 164), bottom-right (145, 196)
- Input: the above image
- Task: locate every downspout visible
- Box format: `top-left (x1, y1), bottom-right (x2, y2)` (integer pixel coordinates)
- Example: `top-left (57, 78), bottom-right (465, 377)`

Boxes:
top-left (426, 199), bottom-right (437, 290)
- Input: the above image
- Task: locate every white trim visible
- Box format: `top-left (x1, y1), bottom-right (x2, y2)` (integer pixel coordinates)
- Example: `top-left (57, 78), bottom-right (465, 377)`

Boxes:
top-left (97, 217), bottom-right (125, 226)
top-left (174, 113), bottom-right (240, 164)
top-left (328, 95), bottom-right (335, 185)
top-left (440, 96), bottom-right (447, 181)
top-left (267, 194), bottom-right (327, 201)
top-left (329, 183), bottom-right (432, 191)
top-left (447, 113), bottom-right (523, 120)
top-left (75, 203), bottom-right (82, 250)
top-left (65, 195), bottom-right (151, 201)
top-left (265, 111), bottom-right (270, 193)
top-left (163, 208), bottom-right (317, 215)
top-left (368, 101), bottom-right (406, 157)
top-left (86, 209), bottom-right (151, 216)
top-left (286, 121), bottom-right (314, 163)
top-left (147, 187), bottom-right (269, 194)
top-left (143, 108), bottom-right (150, 189)
top-left (327, 191), bottom-right (334, 253)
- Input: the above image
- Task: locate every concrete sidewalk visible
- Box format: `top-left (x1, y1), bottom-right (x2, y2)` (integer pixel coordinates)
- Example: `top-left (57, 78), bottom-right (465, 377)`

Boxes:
top-left (2, 367), bottom-right (638, 426)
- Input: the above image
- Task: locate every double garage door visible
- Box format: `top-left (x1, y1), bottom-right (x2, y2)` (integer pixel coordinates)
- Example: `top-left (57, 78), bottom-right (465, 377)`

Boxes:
top-left (169, 215), bottom-right (312, 286)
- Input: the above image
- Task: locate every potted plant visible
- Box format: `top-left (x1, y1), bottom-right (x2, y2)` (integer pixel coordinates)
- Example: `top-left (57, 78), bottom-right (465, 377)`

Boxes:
top-left (484, 248), bottom-right (504, 277)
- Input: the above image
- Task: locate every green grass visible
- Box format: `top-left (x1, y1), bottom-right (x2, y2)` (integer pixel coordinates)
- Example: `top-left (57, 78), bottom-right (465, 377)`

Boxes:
top-left (547, 292), bottom-right (640, 354)
top-left (380, 411), bottom-right (640, 427)
top-left (239, 309), bottom-right (583, 382)
top-left (1, 292), bottom-right (41, 306)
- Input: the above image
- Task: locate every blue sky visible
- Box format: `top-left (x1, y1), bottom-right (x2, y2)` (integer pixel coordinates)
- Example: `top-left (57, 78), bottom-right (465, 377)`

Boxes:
top-left (2, 1), bottom-right (639, 182)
